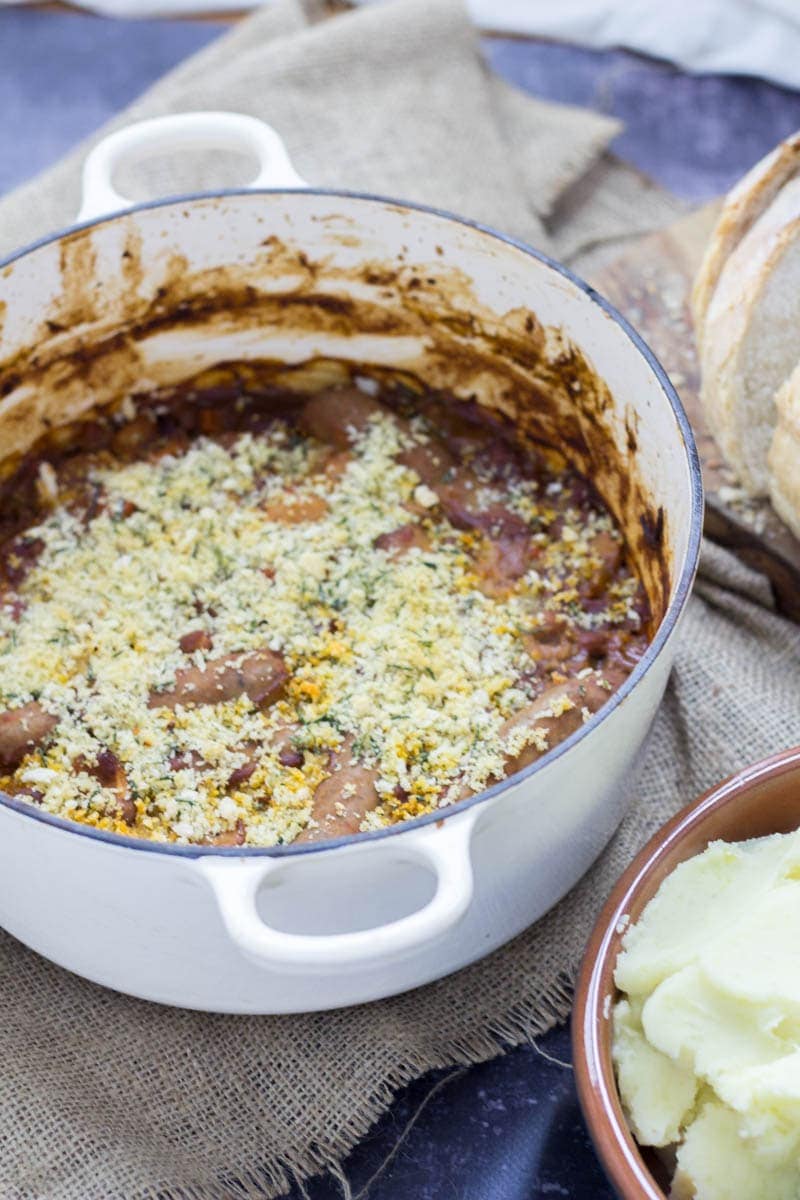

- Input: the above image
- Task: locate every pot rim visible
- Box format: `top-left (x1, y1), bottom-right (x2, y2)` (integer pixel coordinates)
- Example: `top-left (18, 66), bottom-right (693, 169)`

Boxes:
top-left (0, 187), bottom-right (703, 859)
top-left (571, 743), bottom-right (800, 1200)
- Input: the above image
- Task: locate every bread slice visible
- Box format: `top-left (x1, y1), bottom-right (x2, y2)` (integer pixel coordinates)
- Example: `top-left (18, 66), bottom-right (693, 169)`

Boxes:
top-left (699, 174), bottom-right (800, 496)
top-left (768, 362), bottom-right (800, 538)
top-left (692, 132), bottom-right (800, 347)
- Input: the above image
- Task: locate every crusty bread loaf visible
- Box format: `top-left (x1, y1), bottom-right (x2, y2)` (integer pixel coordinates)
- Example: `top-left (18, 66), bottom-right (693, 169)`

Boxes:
top-left (768, 363), bottom-right (800, 538)
top-left (698, 174), bottom-right (800, 496)
top-left (692, 132), bottom-right (800, 348)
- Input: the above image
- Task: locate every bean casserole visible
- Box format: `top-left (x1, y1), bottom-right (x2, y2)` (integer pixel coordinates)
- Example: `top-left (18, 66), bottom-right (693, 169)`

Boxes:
top-left (0, 377), bottom-right (649, 846)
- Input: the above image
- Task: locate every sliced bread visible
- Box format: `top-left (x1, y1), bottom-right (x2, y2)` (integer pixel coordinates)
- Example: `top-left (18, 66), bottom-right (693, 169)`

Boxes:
top-left (698, 174), bottom-right (800, 496)
top-left (692, 132), bottom-right (800, 348)
top-left (768, 363), bottom-right (800, 539)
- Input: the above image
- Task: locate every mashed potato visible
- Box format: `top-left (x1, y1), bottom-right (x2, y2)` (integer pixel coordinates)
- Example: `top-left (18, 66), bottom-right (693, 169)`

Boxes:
top-left (613, 829), bottom-right (800, 1200)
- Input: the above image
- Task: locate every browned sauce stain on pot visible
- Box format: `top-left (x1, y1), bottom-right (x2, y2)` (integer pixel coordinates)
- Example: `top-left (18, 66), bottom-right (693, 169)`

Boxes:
top-left (57, 232), bottom-right (99, 328)
top-left (120, 225), bottom-right (145, 292)
top-left (0, 216), bottom-right (673, 629)
top-left (625, 407), bottom-right (640, 455)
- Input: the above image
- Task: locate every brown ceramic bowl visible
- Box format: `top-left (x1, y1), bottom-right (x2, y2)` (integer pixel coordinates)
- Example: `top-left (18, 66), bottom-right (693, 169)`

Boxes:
top-left (572, 744), bottom-right (800, 1199)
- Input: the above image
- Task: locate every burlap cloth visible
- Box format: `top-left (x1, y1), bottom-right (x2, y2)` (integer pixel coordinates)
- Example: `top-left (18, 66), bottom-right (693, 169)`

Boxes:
top-left (1, 4), bottom-right (798, 1198)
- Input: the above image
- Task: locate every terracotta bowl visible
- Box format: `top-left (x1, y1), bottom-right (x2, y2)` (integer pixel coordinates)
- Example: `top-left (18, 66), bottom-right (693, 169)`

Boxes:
top-left (572, 745), bottom-right (800, 1199)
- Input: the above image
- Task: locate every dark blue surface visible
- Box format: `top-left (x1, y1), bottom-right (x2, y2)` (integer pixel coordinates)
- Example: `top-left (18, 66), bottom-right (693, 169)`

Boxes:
top-left (483, 39), bottom-right (800, 202)
top-left (0, 10), bottom-right (796, 1199)
top-left (0, 10), bottom-right (224, 195)
top-left (279, 1027), bottom-right (612, 1200)
top-left (2, 10), bottom-right (799, 203)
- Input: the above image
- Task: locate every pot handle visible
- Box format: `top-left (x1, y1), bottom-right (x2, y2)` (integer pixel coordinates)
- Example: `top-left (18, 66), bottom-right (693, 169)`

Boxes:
top-left (197, 810), bottom-right (477, 973)
top-left (77, 111), bottom-right (308, 223)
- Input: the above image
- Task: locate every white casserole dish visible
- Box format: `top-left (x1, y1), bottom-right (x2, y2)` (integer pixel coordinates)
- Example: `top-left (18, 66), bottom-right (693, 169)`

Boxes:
top-left (0, 113), bottom-right (702, 1012)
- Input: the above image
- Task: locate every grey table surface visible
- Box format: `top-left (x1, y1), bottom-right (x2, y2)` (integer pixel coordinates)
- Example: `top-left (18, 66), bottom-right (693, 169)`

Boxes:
top-left (0, 10), bottom-right (798, 1200)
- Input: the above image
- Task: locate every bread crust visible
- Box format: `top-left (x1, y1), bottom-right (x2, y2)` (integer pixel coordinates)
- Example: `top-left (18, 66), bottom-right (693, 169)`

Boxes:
top-left (692, 132), bottom-right (800, 348)
top-left (699, 191), bottom-right (800, 496)
top-left (768, 363), bottom-right (800, 538)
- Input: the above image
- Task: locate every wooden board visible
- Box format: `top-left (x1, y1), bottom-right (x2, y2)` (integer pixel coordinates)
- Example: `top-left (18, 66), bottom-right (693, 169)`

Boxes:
top-left (590, 204), bottom-right (800, 621)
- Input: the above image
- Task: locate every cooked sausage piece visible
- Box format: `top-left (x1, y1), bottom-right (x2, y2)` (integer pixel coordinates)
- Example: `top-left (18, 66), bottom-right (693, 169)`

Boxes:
top-left (301, 391), bottom-right (524, 550)
top-left (473, 534), bottom-right (531, 597)
top-left (179, 629), bottom-right (214, 654)
top-left (295, 745), bottom-right (379, 844)
top-left (203, 818), bottom-right (246, 846)
top-left (0, 701), bottom-right (58, 769)
top-left (97, 750), bottom-right (136, 826)
top-left (1, 536), bottom-right (44, 588)
top-left (227, 760), bottom-right (257, 789)
top-left (396, 440), bottom-right (457, 487)
top-left (437, 474), bottom-right (528, 538)
top-left (299, 389), bottom-right (388, 448)
top-left (582, 530), bottom-right (622, 598)
top-left (170, 748), bottom-right (208, 772)
top-left (2, 595), bottom-right (27, 624)
top-left (499, 668), bottom-right (626, 776)
top-left (272, 725), bottom-right (305, 769)
top-left (261, 491), bottom-right (329, 524)
top-left (224, 727), bottom-right (304, 795)
top-left (396, 433), bottom-right (529, 541)
top-left (315, 448), bottom-right (352, 483)
top-left (373, 523), bottom-right (432, 559)
top-left (73, 749), bottom-right (136, 825)
top-left (111, 414), bottom-right (158, 458)
top-left (576, 627), bottom-right (646, 675)
top-left (522, 614), bottom-right (578, 675)
top-left (148, 649), bottom-right (288, 710)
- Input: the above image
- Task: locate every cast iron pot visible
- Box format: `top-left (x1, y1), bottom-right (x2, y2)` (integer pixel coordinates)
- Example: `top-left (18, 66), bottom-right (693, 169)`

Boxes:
top-left (0, 113), bottom-right (702, 1012)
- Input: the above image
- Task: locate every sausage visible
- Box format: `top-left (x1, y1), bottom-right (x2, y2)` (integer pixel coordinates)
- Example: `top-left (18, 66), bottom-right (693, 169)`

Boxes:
top-left (170, 748), bottom-right (208, 772)
top-left (261, 491), bottom-right (329, 524)
top-left (101, 752), bottom-right (136, 827)
top-left (437, 475), bottom-right (528, 538)
top-left (227, 760), bottom-right (257, 789)
top-left (373, 523), bottom-right (432, 559)
top-left (75, 749), bottom-right (136, 826)
top-left (224, 726), bottom-right (303, 794)
top-left (470, 438), bottom-right (536, 483)
top-left (148, 435), bottom-right (191, 463)
top-left (179, 629), bottom-right (213, 654)
top-left (397, 435), bottom-right (528, 541)
top-left (473, 534), bottom-right (531, 597)
top-left (299, 389), bottom-right (387, 448)
top-left (417, 401), bottom-right (500, 461)
top-left (302, 391), bottom-right (503, 545)
top-left (575, 628), bottom-right (613, 664)
top-left (14, 786), bottom-right (43, 805)
top-left (111, 414), bottom-right (158, 458)
top-left (0, 701), bottom-right (58, 768)
top-left (73, 481), bottom-right (108, 525)
top-left (202, 818), bottom-right (246, 847)
top-left (499, 669), bottom-right (626, 776)
top-left (582, 530), bottom-right (623, 598)
top-left (272, 725), bottom-right (304, 768)
top-left (148, 649), bottom-right (288, 710)
top-left (295, 744), bottom-right (379, 844)
top-left (576, 628), bottom-right (646, 675)
top-left (1, 536), bottom-right (44, 588)
top-left (398, 439), bottom-right (528, 537)
top-left (315, 449), bottom-right (352, 483)
top-left (522, 614), bottom-right (577, 675)
top-left (1, 595), bottom-right (26, 624)
top-left (396, 441), bottom-right (457, 487)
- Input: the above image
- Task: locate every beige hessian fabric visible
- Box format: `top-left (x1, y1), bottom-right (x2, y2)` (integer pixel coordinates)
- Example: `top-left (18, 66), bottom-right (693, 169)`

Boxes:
top-left (0, 0), bottom-right (689, 268)
top-left (0, 3), bottom-right (795, 1198)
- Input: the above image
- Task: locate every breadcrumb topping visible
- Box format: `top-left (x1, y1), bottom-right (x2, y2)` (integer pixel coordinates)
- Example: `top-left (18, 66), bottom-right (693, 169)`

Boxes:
top-left (0, 394), bottom-right (644, 845)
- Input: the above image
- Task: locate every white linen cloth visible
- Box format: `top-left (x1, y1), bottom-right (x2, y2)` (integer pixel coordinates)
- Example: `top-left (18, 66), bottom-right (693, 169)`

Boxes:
top-left (4, 0), bottom-right (800, 91)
